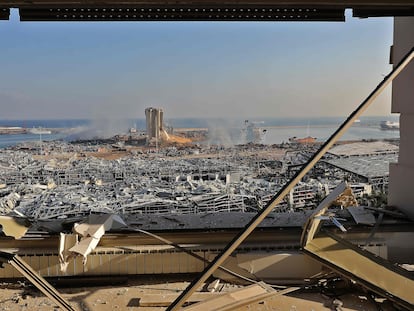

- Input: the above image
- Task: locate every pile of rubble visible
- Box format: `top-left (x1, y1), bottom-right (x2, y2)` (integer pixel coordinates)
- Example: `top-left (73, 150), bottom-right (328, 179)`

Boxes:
top-left (0, 141), bottom-right (331, 221)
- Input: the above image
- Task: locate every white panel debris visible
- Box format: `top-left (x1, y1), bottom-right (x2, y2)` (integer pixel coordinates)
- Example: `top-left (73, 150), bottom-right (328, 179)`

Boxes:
top-left (58, 233), bottom-right (78, 272)
top-left (60, 214), bottom-right (127, 268)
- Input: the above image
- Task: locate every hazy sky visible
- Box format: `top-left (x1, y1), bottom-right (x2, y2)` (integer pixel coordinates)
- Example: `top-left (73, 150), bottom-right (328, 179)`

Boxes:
top-left (0, 9), bottom-right (394, 120)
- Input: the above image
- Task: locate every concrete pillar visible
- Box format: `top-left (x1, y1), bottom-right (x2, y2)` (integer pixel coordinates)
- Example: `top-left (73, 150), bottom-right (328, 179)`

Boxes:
top-left (388, 17), bottom-right (414, 220)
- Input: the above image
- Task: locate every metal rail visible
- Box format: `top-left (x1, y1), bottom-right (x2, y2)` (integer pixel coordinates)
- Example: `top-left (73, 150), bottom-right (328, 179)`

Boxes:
top-left (167, 47), bottom-right (414, 311)
top-left (0, 251), bottom-right (76, 311)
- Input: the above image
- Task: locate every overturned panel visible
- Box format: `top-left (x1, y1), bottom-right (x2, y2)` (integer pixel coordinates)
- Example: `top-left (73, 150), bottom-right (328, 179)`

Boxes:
top-left (0, 8), bottom-right (10, 19)
top-left (19, 6), bottom-right (345, 21)
top-left (303, 232), bottom-right (414, 309)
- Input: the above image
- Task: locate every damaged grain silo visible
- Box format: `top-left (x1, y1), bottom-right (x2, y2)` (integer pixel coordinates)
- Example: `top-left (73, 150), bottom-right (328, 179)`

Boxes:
top-left (145, 107), bottom-right (164, 144)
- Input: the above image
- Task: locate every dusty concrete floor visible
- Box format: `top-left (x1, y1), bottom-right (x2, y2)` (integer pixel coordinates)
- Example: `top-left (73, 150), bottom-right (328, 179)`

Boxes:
top-left (0, 275), bottom-right (400, 311)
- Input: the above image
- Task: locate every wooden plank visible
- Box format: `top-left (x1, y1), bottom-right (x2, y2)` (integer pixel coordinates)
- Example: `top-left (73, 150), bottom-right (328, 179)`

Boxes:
top-left (182, 283), bottom-right (275, 311)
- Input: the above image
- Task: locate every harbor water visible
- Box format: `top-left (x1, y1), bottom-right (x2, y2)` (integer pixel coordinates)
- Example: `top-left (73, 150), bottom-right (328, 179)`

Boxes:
top-left (0, 116), bottom-right (400, 149)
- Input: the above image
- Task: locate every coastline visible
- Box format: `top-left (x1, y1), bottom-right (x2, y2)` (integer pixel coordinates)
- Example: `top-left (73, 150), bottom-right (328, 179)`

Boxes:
top-left (0, 116), bottom-right (400, 149)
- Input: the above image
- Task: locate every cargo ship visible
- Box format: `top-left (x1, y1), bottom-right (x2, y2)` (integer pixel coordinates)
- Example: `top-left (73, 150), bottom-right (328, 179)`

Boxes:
top-left (380, 120), bottom-right (400, 130)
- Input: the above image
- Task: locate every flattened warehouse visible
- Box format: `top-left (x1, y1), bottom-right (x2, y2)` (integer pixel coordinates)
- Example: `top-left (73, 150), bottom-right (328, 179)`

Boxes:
top-left (322, 141), bottom-right (399, 191)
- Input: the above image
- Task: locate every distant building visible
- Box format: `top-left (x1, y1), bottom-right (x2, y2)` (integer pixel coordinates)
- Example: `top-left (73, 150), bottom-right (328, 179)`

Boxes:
top-left (145, 107), bottom-right (164, 143)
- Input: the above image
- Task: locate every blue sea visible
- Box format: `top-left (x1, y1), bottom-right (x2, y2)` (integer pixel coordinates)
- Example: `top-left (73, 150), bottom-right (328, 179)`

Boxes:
top-left (0, 116), bottom-right (400, 149)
